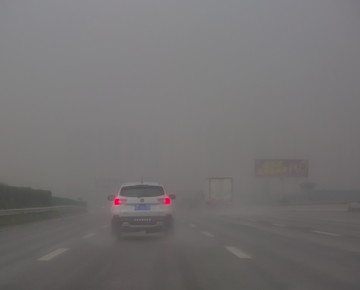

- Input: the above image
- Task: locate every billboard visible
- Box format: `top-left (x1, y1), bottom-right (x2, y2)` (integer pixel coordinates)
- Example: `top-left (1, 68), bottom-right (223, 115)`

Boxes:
top-left (255, 159), bottom-right (308, 178)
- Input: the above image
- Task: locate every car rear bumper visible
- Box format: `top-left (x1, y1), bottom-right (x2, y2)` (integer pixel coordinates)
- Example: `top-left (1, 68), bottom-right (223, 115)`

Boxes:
top-left (112, 214), bottom-right (173, 232)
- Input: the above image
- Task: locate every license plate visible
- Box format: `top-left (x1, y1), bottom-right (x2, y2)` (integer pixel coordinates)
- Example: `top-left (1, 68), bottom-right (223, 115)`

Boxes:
top-left (134, 204), bottom-right (150, 210)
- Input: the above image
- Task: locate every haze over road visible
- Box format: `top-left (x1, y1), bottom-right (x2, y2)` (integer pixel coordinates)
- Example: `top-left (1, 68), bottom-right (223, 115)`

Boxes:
top-left (1, 0), bottom-right (360, 198)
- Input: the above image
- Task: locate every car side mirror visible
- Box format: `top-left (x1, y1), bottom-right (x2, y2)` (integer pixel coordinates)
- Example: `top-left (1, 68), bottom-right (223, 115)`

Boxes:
top-left (169, 194), bottom-right (176, 200)
top-left (108, 194), bottom-right (115, 201)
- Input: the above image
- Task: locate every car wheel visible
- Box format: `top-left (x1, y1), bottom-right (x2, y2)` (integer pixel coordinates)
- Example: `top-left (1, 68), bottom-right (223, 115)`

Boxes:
top-left (164, 224), bottom-right (174, 237)
top-left (111, 225), bottom-right (116, 236)
top-left (116, 228), bottom-right (123, 241)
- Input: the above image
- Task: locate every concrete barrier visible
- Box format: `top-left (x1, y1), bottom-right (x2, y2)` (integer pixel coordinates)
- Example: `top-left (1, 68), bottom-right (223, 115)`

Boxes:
top-left (0, 206), bottom-right (86, 216)
top-left (0, 206), bottom-right (86, 227)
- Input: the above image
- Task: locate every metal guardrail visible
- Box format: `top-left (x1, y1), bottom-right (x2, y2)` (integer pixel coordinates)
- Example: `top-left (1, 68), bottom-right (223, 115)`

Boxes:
top-left (0, 206), bottom-right (86, 217)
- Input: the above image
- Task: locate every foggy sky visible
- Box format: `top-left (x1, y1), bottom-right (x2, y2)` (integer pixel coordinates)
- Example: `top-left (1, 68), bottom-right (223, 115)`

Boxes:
top-left (1, 0), bottom-right (360, 199)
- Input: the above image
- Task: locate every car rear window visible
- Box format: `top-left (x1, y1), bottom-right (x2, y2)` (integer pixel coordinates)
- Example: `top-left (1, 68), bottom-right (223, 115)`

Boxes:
top-left (120, 186), bottom-right (165, 197)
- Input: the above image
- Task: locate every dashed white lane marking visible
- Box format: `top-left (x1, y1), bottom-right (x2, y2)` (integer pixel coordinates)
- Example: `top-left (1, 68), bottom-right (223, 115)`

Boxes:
top-left (83, 233), bottom-right (96, 239)
top-left (102, 225), bottom-right (109, 228)
top-left (38, 248), bottom-right (68, 261)
top-left (225, 246), bottom-right (252, 259)
top-left (189, 224), bottom-right (196, 228)
top-left (272, 223), bottom-right (286, 227)
top-left (312, 230), bottom-right (339, 237)
top-left (201, 231), bottom-right (214, 238)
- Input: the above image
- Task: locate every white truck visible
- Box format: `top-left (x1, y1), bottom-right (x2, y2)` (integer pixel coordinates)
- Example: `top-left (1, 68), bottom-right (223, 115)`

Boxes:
top-left (205, 177), bottom-right (233, 205)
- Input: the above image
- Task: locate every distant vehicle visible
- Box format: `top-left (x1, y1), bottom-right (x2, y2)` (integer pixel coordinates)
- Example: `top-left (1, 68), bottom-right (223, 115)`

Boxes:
top-left (205, 177), bottom-right (233, 206)
top-left (108, 182), bottom-right (175, 239)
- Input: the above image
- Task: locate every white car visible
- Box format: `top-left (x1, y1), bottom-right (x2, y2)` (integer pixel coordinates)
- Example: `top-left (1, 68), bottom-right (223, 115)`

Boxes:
top-left (108, 182), bottom-right (175, 238)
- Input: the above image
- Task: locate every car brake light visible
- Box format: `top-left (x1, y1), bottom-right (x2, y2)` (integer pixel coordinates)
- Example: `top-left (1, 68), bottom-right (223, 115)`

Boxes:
top-left (114, 198), bottom-right (127, 206)
top-left (158, 197), bottom-right (171, 205)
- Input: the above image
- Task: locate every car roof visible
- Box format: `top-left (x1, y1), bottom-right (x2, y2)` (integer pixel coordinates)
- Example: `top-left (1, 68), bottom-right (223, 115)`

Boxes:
top-left (120, 182), bottom-right (164, 188)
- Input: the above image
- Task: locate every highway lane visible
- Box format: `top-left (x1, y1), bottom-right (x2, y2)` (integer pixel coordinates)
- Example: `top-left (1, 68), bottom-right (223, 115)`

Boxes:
top-left (191, 210), bottom-right (360, 289)
top-left (216, 206), bottom-right (360, 238)
top-left (1, 208), bottom-right (360, 290)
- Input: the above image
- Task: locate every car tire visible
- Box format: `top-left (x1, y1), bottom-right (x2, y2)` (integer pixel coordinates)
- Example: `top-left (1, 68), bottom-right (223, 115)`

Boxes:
top-left (115, 226), bottom-right (124, 240)
top-left (164, 224), bottom-right (174, 237)
top-left (116, 231), bottom-right (123, 241)
top-left (111, 225), bottom-right (116, 236)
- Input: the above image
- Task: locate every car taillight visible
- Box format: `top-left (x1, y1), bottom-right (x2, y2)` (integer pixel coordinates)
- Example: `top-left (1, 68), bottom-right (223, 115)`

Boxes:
top-left (114, 198), bottom-right (127, 206)
top-left (158, 197), bottom-right (171, 205)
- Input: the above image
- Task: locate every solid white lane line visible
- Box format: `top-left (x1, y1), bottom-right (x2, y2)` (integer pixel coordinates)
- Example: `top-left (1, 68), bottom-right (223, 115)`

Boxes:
top-left (312, 230), bottom-right (339, 237)
top-left (38, 248), bottom-right (68, 261)
top-left (272, 223), bottom-right (286, 227)
top-left (83, 233), bottom-right (96, 239)
top-left (225, 246), bottom-right (252, 259)
top-left (201, 231), bottom-right (214, 238)
top-left (189, 224), bottom-right (196, 228)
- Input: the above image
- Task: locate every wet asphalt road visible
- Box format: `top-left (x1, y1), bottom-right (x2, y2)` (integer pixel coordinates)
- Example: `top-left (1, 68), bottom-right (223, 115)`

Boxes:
top-left (1, 207), bottom-right (360, 290)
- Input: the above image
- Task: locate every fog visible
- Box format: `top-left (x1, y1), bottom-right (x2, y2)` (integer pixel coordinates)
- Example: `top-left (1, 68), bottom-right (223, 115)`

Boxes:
top-left (1, 0), bottom-right (360, 202)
